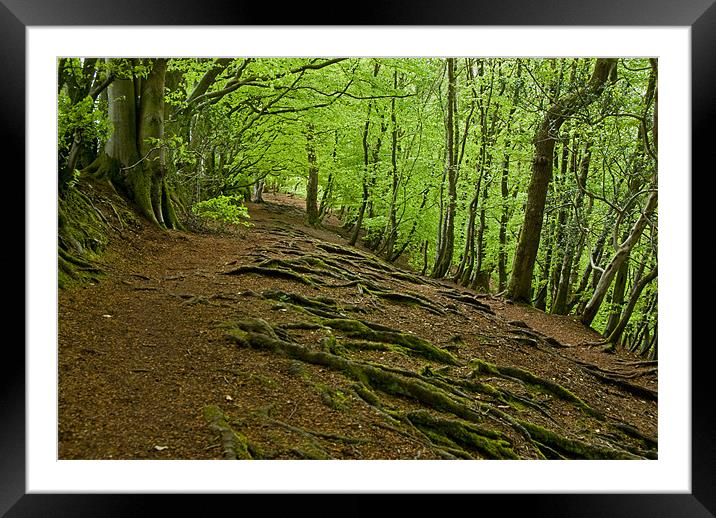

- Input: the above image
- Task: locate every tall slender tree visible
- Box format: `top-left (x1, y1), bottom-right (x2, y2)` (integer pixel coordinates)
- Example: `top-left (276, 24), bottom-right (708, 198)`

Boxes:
top-left (432, 58), bottom-right (457, 278)
top-left (506, 58), bottom-right (616, 303)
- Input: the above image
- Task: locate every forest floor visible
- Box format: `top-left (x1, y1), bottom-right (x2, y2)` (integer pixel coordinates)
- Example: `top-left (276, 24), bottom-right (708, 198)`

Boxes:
top-left (58, 193), bottom-right (658, 461)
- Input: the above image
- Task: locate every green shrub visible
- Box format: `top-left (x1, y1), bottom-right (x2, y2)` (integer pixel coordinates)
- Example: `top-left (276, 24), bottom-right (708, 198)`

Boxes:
top-left (191, 195), bottom-right (252, 227)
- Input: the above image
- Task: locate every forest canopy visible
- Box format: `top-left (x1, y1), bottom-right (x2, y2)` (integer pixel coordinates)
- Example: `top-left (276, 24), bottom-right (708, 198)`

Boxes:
top-left (57, 56), bottom-right (658, 358)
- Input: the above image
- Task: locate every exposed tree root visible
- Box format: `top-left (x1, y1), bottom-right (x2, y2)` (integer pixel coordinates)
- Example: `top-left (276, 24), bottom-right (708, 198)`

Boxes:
top-left (227, 321), bottom-right (492, 421)
top-left (320, 318), bottom-right (460, 365)
top-left (426, 371), bottom-right (560, 424)
top-left (516, 420), bottom-right (639, 460)
top-left (616, 359), bottom-right (658, 368)
top-left (223, 317), bottom-right (644, 460)
top-left (312, 242), bottom-right (442, 291)
top-left (438, 291), bottom-right (495, 314)
top-left (203, 405), bottom-right (261, 459)
top-left (267, 417), bottom-right (367, 445)
top-left (257, 257), bottom-right (351, 282)
top-left (545, 350), bottom-right (658, 402)
top-left (469, 359), bottom-right (602, 418)
top-left (577, 366), bottom-right (658, 401)
top-left (612, 422), bottom-right (658, 450)
top-left (572, 359), bottom-right (658, 380)
top-left (223, 264), bottom-right (320, 285)
top-left (315, 242), bottom-right (367, 259)
top-left (361, 285), bottom-right (447, 315)
top-left (261, 289), bottom-right (363, 316)
top-left (290, 447), bottom-right (334, 459)
top-left (405, 410), bottom-right (519, 459)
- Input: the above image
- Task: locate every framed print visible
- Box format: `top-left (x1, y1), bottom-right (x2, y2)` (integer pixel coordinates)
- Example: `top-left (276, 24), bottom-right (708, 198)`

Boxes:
top-left (9, 0), bottom-right (713, 515)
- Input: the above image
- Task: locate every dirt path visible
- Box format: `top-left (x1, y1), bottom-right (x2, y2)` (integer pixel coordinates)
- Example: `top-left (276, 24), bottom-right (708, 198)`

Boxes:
top-left (58, 194), bottom-right (657, 460)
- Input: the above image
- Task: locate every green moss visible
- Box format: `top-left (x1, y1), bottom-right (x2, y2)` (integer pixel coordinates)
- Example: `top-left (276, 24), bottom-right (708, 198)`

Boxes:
top-left (469, 358), bottom-right (501, 376)
top-left (323, 319), bottom-right (459, 365)
top-left (286, 360), bottom-right (312, 382)
top-left (469, 358), bottom-right (601, 418)
top-left (361, 285), bottom-right (446, 315)
top-left (203, 405), bottom-right (257, 460)
top-left (517, 420), bottom-right (636, 460)
top-left (314, 382), bottom-right (350, 411)
top-left (225, 265), bottom-right (317, 285)
top-left (407, 410), bottom-right (517, 459)
top-left (126, 164), bottom-right (160, 226)
top-left (58, 176), bottom-right (141, 288)
top-left (351, 383), bottom-right (383, 408)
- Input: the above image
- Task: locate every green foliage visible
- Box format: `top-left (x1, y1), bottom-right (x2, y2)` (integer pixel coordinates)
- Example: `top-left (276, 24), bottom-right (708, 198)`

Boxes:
top-left (65, 55), bottom-right (656, 345)
top-left (57, 91), bottom-right (111, 153)
top-left (191, 195), bottom-right (252, 227)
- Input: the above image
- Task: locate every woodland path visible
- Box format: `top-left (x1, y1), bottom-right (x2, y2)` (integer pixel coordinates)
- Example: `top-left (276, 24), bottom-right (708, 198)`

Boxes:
top-left (58, 194), bottom-right (657, 460)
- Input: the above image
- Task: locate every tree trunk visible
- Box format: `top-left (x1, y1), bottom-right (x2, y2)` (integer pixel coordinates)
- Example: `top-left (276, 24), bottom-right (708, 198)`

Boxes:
top-left (552, 142), bottom-right (591, 314)
top-left (506, 58), bottom-right (616, 302)
top-left (137, 58), bottom-right (168, 227)
top-left (252, 179), bottom-right (265, 203)
top-left (305, 123), bottom-right (320, 227)
top-left (568, 217), bottom-right (611, 314)
top-left (496, 63), bottom-right (522, 293)
top-left (89, 59), bottom-right (182, 229)
top-left (534, 215), bottom-right (556, 311)
top-left (581, 188), bottom-right (657, 326)
top-left (349, 108), bottom-right (372, 246)
top-left (318, 131), bottom-right (339, 220)
top-left (497, 152), bottom-right (510, 292)
top-left (548, 138), bottom-right (571, 306)
top-left (604, 266), bottom-right (657, 348)
top-left (432, 58), bottom-right (457, 279)
top-left (385, 70), bottom-right (400, 260)
top-left (603, 255), bottom-right (629, 336)
top-left (469, 171), bottom-right (491, 292)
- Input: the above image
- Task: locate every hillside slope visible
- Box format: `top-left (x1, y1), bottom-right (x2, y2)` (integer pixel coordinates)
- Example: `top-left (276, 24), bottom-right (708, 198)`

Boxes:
top-left (58, 194), bottom-right (657, 460)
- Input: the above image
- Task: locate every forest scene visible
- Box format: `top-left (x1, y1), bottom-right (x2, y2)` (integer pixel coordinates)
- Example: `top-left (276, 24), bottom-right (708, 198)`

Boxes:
top-left (58, 56), bottom-right (658, 461)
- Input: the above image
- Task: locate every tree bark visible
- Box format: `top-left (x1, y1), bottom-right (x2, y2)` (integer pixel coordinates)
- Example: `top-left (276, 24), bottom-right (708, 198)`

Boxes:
top-left (305, 123), bottom-right (320, 227)
top-left (432, 58), bottom-right (458, 279)
top-left (603, 253), bottom-right (629, 336)
top-left (581, 187), bottom-right (657, 326)
top-left (349, 104), bottom-right (372, 246)
top-left (385, 70), bottom-right (401, 260)
top-left (552, 142), bottom-right (591, 314)
top-left (91, 58), bottom-right (181, 229)
top-left (252, 179), bottom-right (265, 203)
top-left (497, 63), bottom-right (521, 292)
top-left (506, 58), bottom-right (616, 302)
top-left (604, 266), bottom-right (657, 347)
top-left (581, 72), bottom-right (658, 327)
top-left (138, 58), bottom-right (168, 227)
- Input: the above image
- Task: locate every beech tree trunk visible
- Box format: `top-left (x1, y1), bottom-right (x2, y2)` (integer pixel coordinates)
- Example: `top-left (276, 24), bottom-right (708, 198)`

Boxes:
top-left (90, 58), bottom-right (182, 229)
top-left (138, 58), bottom-right (168, 227)
top-left (497, 63), bottom-right (521, 292)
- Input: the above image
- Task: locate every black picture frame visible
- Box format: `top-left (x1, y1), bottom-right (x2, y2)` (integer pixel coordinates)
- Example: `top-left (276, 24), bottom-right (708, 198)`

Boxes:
top-left (8, 0), bottom-right (712, 515)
